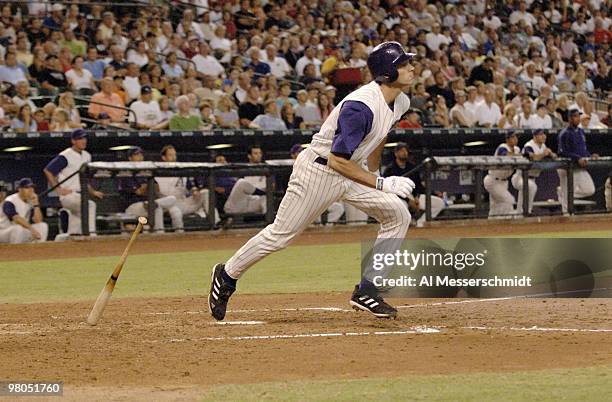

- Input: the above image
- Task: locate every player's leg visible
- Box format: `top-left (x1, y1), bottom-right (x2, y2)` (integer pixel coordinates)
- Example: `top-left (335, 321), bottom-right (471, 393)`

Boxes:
top-left (528, 178), bottom-right (537, 214)
top-left (0, 226), bottom-right (18, 243)
top-left (416, 194), bottom-right (445, 226)
top-left (326, 202), bottom-right (345, 223)
top-left (31, 222), bottom-right (49, 242)
top-left (574, 170), bottom-right (595, 198)
top-left (158, 196), bottom-right (183, 232)
top-left (343, 183), bottom-right (411, 318)
top-left (209, 150), bottom-right (347, 320)
top-left (557, 169), bottom-right (568, 213)
top-left (60, 193), bottom-right (82, 234)
top-left (224, 179), bottom-right (261, 214)
top-left (224, 158), bottom-right (345, 279)
top-left (511, 173), bottom-right (524, 214)
top-left (484, 175), bottom-right (499, 217)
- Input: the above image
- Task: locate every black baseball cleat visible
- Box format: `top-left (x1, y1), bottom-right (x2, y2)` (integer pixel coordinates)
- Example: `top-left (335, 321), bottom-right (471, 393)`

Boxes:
top-left (208, 263), bottom-right (235, 321)
top-left (349, 285), bottom-right (398, 319)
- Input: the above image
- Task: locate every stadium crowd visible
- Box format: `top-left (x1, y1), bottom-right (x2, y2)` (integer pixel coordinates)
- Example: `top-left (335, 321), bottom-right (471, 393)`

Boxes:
top-left (0, 0), bottom-right (609, 132)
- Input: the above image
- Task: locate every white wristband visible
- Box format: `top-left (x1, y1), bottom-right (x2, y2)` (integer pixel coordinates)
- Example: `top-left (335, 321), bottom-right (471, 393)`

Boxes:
top-left (376, 177), bottom-right (384, 191)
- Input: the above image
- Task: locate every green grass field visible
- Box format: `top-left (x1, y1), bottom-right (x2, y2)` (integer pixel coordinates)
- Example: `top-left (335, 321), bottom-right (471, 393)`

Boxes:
top-left (201, 366), bottom-right (612, 401)
top-left (1, 230), bottom-right (610, 303)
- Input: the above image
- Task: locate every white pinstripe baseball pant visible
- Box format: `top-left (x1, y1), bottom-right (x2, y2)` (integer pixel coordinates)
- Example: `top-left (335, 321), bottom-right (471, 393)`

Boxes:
top-left (225, 147), bottom-right (412, 279)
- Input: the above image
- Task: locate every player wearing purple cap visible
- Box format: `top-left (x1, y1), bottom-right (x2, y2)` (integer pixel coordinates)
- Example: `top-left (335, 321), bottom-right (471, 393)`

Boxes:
top-left (0, 178), bottom-right (48, 243)
top-left (209, 42), bottom-right (417, 320)
top-left (44, 129), bottom-right (104, 236)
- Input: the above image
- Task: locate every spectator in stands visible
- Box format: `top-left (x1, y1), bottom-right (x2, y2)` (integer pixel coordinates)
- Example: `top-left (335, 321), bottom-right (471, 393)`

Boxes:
top-left (238, 86), bottom-right (264, 128)
top-left (126, 40), bottom-right (148, 68)
top-left (162, 52), bottom-right (183, 80)
top-left (295, 46), bottom-right (321, 78)
top-left (498, 104), bottom-right (518, 129)
top-left (66, 56), bottom-right (96, 92)
top-left (129, 86), bottom-right (162, 130)
top-left (98, 11), bottom-right (116, 42)
top-left (252, 100), bottom-right (287, 130)
top-left (431, 95), bottom-right (450, 127)
top-left (526, 103), bottom-right (553, 129)
top-left (317, 93), bottom-right (333, 123)
top-left (215, 95), bottom-right (239, 129)
top-left (192, 42), bottom-right (224, 79)
top-left (295, 89), bottom-right (320, 128)
top-left (12, 80), bottom-right (36, 113)
top-left (199, 102), bottom-right (216, 129)
top-left (11, 104), bottom-right (36, 133)
top-left (281, 103), bottom-right (304, 129)
top-left (0, 52), bottom-right (27, 85)
top-left (397, 110), bottom-right (422, 129)
top-left (169, 95), bottom-right (203, 131)
top-left (475, 88), bottom-right (501, 127)
top-left (15, 34), bottom-right (33, 68)
top-left (43, 3), bottom-right (64, 31)
top-left (410, 82), bottom-right (431, 112)
top-left (602, 104), bottom-right (612, 128)
top-left (49, 108), bottom-right (72, 132)
top-left (88, 77), bottom-right (126, 123)
top-left (264, 44), bottom-right (292, 79)
top-left (32, 109), bottom-right (49, 131)
top-left (57, 92), bottom-right (81, 128)
top-left (514, 96), bottom-right (534, 128)
top-left (449, 90), bottom-right (473, 127)
top-left (83, 47), bottom-right (105, 81)
top-left (427, 70), bottom-right (454, 107)
top-left (467, 57), bottom-right (494, 86)
top-left (40, 54), bottom-right (68, 95)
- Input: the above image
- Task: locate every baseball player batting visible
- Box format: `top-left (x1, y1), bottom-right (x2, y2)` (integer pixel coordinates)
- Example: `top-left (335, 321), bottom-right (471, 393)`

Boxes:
top-left (208, 42), bottom-right (416, 320)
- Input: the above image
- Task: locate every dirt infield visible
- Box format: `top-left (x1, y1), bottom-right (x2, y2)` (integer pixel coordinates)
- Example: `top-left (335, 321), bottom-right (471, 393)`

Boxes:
top-left (1, 217), bottom-right (612, 401)
top-left (1, 295), bottom-right (611, 400)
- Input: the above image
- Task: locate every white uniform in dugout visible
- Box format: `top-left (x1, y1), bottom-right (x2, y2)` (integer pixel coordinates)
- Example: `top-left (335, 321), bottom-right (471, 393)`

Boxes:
top-left (511, 139), bottom-right (546, 214)
top-left (0, 189), bottom-right (48, 243)
top-left (44, 133), bottom-right (98, 235)
top-left (209, 41), bottom-right (418, 320)
top-left (484, 134), bottom-right (520, 217)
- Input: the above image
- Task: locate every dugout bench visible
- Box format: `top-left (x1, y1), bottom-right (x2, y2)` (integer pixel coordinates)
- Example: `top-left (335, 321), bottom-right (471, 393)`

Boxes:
top-left (78, 162), bottom-right (292, 235)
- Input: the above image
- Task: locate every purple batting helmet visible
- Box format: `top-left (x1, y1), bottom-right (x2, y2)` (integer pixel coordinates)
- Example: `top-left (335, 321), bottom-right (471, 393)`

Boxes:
top-left (367, 41), bottom-right (415, 84)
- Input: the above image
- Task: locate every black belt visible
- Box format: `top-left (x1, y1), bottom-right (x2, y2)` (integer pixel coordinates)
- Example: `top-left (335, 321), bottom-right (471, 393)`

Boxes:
top-left (314, 156), bottom-right (327, 166)
top-left (493, 177), bottom-right (507, 181)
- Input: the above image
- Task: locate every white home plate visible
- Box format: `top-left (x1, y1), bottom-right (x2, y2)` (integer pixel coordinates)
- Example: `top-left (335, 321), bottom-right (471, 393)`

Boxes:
top-left (214, 321), bottom-right (266, 325)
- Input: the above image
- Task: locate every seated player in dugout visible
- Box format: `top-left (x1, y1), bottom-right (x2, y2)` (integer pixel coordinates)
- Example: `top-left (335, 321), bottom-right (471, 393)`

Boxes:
top-left (117, 147), bottom-right (182, 233)
top-left (511, 129), bottom-right (557, 215)
top-left (224, 144), bottom-right (267, 215)
top-left (157, 145), bottom-right (220, 224)
top-left (0, 178), bottom-right (48, 244)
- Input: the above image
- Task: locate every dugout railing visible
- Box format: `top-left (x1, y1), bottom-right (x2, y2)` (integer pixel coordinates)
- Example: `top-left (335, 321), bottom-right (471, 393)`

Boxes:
top-left (78, 161), bottom-right (292, 235)
top-left (419, 156), bottom-right (612, 221)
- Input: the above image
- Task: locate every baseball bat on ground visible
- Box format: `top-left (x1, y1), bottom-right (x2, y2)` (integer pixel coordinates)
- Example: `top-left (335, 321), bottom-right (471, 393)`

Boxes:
top-left (86, 216), bottom-right (148, 326)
